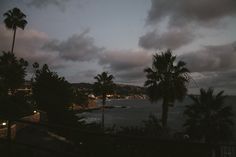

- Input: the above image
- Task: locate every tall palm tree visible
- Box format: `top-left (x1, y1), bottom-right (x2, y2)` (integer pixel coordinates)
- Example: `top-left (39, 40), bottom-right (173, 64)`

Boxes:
top-left (94, 72), bottom-right (115, 128)
top-left (184, 88), bottom-right (234, 143)
top-left (3, 7), bottom-right (27, 53)
top-left (144, 50), bottom-right (189, 127)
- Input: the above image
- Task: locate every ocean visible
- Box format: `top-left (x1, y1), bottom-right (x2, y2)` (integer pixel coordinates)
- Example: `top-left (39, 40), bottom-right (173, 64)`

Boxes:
top-left (76, 96), bottom-right (236, 138)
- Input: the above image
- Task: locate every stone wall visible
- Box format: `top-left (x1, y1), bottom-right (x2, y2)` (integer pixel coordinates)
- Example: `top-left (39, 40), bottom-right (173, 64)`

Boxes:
top-left (0, 124), bottom-right (16, 139)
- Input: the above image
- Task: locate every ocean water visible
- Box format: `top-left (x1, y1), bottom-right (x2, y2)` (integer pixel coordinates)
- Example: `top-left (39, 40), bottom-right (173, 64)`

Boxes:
top-left (77, 96), bottom-right (236, 137)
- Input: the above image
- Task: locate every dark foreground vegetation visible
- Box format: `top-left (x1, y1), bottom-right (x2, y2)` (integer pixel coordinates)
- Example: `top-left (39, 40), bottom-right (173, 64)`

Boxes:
top-left (1, 119), bottom-right (234, 157)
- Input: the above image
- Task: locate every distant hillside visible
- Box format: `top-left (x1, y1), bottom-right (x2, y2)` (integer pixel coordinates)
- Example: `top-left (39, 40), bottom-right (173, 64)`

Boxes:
top-left (115, 84), bottom-right (146, 96)
top-left (71, 83), bottom-right (93, 90)
top-left (71, 83), bottom-right (146, 96)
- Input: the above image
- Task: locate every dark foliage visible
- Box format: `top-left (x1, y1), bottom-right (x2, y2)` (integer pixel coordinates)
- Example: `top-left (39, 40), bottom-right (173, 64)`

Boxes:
top-left (0, 51), bottom-right (28, 95)
top-left (0, 52), bottom-right (31, 119)
top-left (3, 7), bottom-right (27, 30)
top-left (0, 91), bottom-right (33, 120)
top-left (184, 88), bottom-right (234, 143)
top-left (73, 90), bottom-right (89, 107)
top-left (32, 64), bottom-right (76, 125)
top-left (118, 114), bottom-right (169, 139)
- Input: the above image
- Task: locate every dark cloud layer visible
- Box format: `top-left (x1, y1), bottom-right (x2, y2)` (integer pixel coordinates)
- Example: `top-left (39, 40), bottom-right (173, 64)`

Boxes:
top-left (139, 27), bottom-right (195, 50)
top-left (179, 41), bottom-right (236, 92)
top-left (147, 0), bottom-right (236, 26)
top-left (139, 0), bottom-right (236, 50)
top-left (43, 29), bottom-right (104, 61)
top-left (181, 41), bottom-right (236, 72)
top-left (191, 70), bottom-right (236, 91)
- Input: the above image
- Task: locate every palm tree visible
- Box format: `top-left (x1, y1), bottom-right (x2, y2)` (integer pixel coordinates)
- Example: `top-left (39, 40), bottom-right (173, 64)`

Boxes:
top-left (94, 72), bottom-right (115, 128)
top-left (184, 88), bottom-right (234, 143)
top-left (144, 49), bottom-right (189, 127)
top-left (3, 7), bottom-right (27, 53)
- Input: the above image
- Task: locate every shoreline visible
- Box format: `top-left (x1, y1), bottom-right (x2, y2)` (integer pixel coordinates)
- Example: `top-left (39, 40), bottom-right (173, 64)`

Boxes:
top-left (74, 104), bottom-right (127, 113)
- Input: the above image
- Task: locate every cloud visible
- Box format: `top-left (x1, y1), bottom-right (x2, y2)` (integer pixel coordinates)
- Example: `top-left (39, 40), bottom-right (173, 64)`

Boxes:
top-left (24, 0), bottom-right (71, 10)
top-left (68, 69), bottom-right (98, 83)
top-left (98, 49), bottom-right (152, 84)
top-left (180, 41), bottom-right (236, 72)
top-left (140, 0), bottom-right (236, 51)
top-left (139, 27), bottom-right (195, 50)
top-left (0, 25), bottom-right (53, 64)
top-left (23, 0), bottom-right (89, 11)
top-left (99, 49), bottom-right (152, 71)
top-left (0, 24), bottom-right (151, 85)
top-left (189, 70), bottom-right (236, 94)
top-left (0, 25), bottom-right (106, 83)
top-left (114, 69), bottom-right (146, 85)
top-left (0, 25), bottom-right (82, 70)
top-left (43, 29), bottom-right (104, 61)
top-left (147, 0), bottom-right (236, 26)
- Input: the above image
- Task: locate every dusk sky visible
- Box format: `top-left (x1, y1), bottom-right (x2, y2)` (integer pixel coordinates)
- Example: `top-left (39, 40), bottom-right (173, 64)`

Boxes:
top-left (1, 0), bottom-right (236, 94)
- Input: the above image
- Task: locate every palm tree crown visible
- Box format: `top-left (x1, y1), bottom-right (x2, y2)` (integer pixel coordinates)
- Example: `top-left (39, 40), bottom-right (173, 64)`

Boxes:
top-left (184, 88), bottom-right (234, 143)
top-left (3, 8), bottom-right (27, 30)
top-left (144, 49), bottom-right (189, 127)
top-left (94, 72), bottom-right (115, 98)
top-left (3, 7), bottom-right (27, 53)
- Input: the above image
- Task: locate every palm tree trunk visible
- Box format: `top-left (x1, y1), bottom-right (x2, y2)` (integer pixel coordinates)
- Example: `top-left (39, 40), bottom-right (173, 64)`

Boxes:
top-left (162, 98), bottom-right (169, 127)
top-left (7, 120), bottom-right (12, 156)
top-left (11, 29), bottom-right (16, 53)
top-left (101, 94), bottom-right (106, 129)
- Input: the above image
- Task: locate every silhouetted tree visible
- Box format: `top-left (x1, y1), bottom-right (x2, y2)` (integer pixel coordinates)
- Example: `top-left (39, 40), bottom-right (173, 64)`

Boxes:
top-left (73, 89), bottom-right (89, 108)
top-left (32, 64), bottom-right (76, 125)
top-left (94, 72), bottom-right (115, 128)
top-left (144, 50), bottom-right (189, 127)
top-left (0, 51), bottom-right (30, 139)
top-left (184, 88), bottom-right (234, 143)
top-left (3, 7), bottom-right (27, 53)
top-left (0, 51), bottom-right (28, 95)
